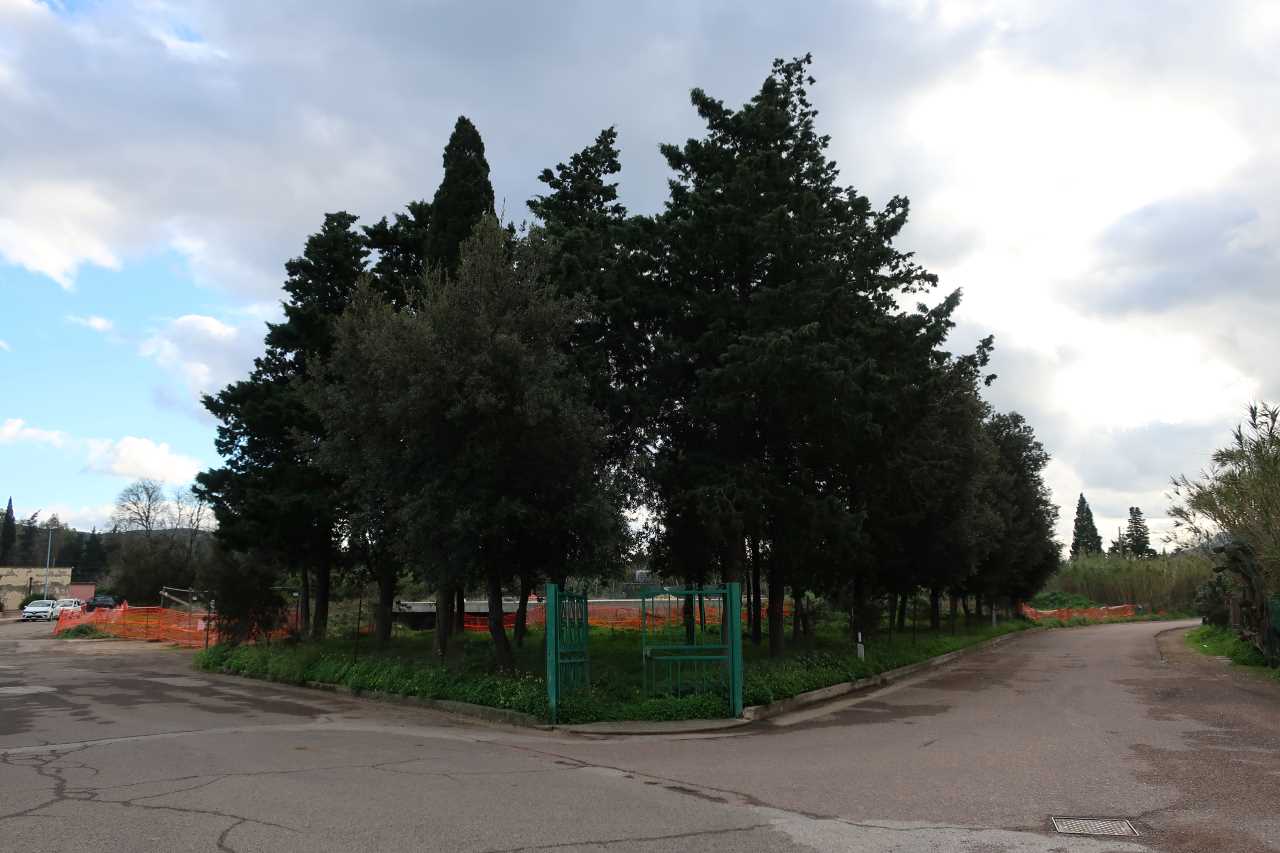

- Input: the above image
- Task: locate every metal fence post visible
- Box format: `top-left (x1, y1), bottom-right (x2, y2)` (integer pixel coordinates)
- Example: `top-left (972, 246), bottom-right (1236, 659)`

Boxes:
top-left (545, 583), bottom-right (560, 724)
top-left (726, 582), bottom-right (743, 717)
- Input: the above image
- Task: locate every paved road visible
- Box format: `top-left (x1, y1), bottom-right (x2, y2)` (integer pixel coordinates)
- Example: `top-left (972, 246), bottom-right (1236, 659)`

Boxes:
top-left (1, 619), bottom-right (1276, 852)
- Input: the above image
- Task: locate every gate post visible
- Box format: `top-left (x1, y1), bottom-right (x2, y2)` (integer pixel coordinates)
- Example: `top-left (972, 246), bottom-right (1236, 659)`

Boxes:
top-left (545, 582), bottom-right (560, 724)
top-left (726, 582), bottom-right (743, 717)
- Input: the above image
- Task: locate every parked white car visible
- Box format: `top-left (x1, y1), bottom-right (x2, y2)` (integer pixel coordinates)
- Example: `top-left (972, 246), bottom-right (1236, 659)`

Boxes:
top-left (51, 599), bottom-right (83, 619)
top-left (21, 600), bottom-right (57, 621)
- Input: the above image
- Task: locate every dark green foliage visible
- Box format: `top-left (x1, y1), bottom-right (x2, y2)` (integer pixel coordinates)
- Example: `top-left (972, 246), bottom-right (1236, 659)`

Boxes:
top-left (79, 530), bottom-right (108, 579)
top-left (1195, 574), bottom-right (1232, 626)
top-left (975, 412), bottom-right (1061, 602)
top-left (0, 497), bottom-right (15, 564)
top-left (425, 116), bottom-right (495, 273)
top-left (16, 512), bottom-right (40, 565)
top-left (55, 624), bottom-right (113, 639)
top-left (1030, 590), bottom-right (1099, 610)
top-left (363, 200), bottom-right (432, 306)
top-left (198, 548), bottom-right (286, 644)
top-left (313, 218), bottom-right (626, 666)
top-left (1070, 494), bottom-right (1103, 558)
top-left (528, 127), bottom-right (649, 471)
top-left (1125, 506), bottom-right (1155, 557)
top-left (197, 212), bottom-right (367, 638)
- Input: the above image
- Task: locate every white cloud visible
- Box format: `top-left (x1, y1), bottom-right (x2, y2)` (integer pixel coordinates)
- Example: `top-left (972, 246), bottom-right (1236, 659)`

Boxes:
top-left (0, 181), bottom-right (122, 289)
top-left (66, 314), bottom-right (113, 333)
top-left (85, 436), bottom-right (202, 484)
top-left (0, 418), bottom-right (67, 448)
top-left (139, 313), bottom-right (259, 403)
top-left (0, 339), bottom-right (10, 351)
top-left (40, 502), bottom-right (117, 533)
top-left (0, 417), bottom-right (67, 445)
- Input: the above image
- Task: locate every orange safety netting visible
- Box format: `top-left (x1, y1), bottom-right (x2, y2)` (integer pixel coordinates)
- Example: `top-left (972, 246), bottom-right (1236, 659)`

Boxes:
top-left (1018, 603), bottom-right (1138, 622)
top-left (54, 603), bottom-right (297, 647)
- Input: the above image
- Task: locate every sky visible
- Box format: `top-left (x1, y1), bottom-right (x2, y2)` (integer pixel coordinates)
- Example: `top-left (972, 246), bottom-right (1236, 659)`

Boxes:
top-left (1, 0), bottom-right (1277, 549)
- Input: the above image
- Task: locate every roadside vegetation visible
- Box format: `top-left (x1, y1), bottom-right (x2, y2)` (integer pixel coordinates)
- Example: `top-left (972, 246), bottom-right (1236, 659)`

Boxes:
top-left (196, 618), bottom-right (1033, 723)
top-left (54, 624), bottom-right (114, 640)
top-left (1185, 625), bottom-right (1278, 681)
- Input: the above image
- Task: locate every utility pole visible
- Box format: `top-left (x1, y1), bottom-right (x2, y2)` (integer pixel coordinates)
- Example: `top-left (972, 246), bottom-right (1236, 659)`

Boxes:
top-left (42, 527), bottom-right (52, 599)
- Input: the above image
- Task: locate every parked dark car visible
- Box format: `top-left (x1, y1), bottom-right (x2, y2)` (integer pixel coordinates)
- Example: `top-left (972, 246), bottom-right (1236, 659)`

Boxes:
top-left (84, 595), bottom-right (118, 612)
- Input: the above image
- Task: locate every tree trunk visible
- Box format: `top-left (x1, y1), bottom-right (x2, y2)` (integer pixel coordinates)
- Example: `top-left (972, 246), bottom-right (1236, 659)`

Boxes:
top-left (299, 566), bottom-right (311, 636)
top-left (949, 593), bottom-right (958, 634)
top-left (767, 559), bottom-right (784, 658)
top-left (311, 563), bottom-right (330, 640)
top-left (961, 594), bottom-right (971, 620)
top-left (929, 587), bottom-right (942, 631)
top-left (514, 571), bottom-right (531, 648)
top-left (433, 585), bottom-right (452, 658)
top-left (683, 587), bottom-right (696, 645)
top-left (896, 591), bottom-right (908, 630)
top-left (852, 572), bottom-right (867, 640)
top-left (487, 571), bottom-right (514, 671)
top-left (374, 565), bottom-right (395, 646)
top-left (454, 587), bottom-right (466, 633)
top-left (750, 537), bottom-right (763, 646)
top-left (698, 586), bottom-right (706, 631)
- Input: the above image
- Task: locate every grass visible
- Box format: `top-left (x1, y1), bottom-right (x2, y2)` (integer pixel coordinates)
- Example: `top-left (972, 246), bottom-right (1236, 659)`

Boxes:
top-left (54, 624), bottom-right (115, 639)
top-left (195, 617), bottom-right (1035, 724)
top-left (1184, 624), bottom-right (1278, 680)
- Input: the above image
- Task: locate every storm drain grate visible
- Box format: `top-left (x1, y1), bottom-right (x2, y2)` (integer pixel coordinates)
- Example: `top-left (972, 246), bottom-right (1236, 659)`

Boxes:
top-left (1052, 817), bottom-right (1139, 837)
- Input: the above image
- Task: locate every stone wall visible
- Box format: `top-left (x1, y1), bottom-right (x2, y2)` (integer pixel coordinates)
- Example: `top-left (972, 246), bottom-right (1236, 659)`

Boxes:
top-left (0, 567), bottom-right (73, 612)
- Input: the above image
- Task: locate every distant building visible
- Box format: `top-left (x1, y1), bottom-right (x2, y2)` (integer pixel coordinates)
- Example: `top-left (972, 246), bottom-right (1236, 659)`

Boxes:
top-left (0, 566), bottom-right (73, 611)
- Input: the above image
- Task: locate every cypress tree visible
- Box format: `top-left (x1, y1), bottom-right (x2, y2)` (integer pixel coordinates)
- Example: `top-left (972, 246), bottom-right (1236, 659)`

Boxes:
top-left (1070, 493), bottom-right (1103, 558)
top-left (425, 116), bottom-right (495, 274)
top-left (0, 497), bottom-right (15, 564)
top-left (1125, 506), bottom-right (1154, 557)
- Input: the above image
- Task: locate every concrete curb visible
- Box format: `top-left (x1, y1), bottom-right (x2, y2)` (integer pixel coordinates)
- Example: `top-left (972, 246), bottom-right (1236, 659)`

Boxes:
top-left (301, 681), bottom-right (547, 730)
top-left (740, 628), bottom-right (1031, 723)
top-left (556, 716), bottom-right (755, 736)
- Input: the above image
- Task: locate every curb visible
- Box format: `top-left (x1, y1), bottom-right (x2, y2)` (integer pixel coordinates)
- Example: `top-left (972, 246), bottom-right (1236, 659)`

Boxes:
top-left (741, 628), bottom-right (1031, 723)
top-left (302, 681), bottom-right (547, 730)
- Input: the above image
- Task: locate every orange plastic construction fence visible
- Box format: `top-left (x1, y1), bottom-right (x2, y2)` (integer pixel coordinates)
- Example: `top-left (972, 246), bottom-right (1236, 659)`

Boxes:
top-left (1018, 603), bottom-right (1138, 622)
top-left (54, 603), bottom-right (297, 647)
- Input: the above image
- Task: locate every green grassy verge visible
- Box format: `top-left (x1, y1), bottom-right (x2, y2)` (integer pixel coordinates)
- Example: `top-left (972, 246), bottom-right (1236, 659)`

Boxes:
top-left (1184, 624), bottom-right (1279, 680)
top-left (195, 618), bottom-right (1036, 724)
top-left (54, 624), bottom-right (115, 639)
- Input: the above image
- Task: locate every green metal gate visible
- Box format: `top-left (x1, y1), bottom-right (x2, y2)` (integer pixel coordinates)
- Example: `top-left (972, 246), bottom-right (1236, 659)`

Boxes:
top-left (544, 583), bottom-right (589, 724)
top-left (640, 582), bottom-right (743, 717)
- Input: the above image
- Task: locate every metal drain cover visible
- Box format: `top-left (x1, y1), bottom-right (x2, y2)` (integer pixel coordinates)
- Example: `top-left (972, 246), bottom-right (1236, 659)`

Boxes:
top-left (1052, 817), bottom-right (1139, 837)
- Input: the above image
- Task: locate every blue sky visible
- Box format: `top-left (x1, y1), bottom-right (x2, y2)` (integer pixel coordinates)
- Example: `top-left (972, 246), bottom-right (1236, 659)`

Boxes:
top-left (2, 0), bottom-right (1278, 543)
top-left (1, 250), bottom-right (267, 528)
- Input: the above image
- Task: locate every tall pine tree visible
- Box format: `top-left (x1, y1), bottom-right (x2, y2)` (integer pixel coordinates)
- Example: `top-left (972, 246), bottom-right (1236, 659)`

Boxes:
top-left (1125, 506), bottom-right (1155, 557)
top-left (0, 497), bottom-right (15, 565)
top-left (425, 116), bottom-right (495, 273)
top-left (1070, 493), bottom-right (1103, 558)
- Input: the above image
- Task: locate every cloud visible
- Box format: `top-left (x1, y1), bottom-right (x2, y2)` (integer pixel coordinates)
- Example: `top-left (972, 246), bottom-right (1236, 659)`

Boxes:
top-left (0, 418), bottom-right (68, 448)
top-left (67, 314), bottom-right (114, 333)
top-left (1, 417), bottom-right (202, 484)
top-left (0, 339), bottom-right (10, 351)
top-left (3, 0), bottom-right (1279, 559)
top-left (85, 436), bottom-right (202, 483)
top-left (139, 312), bottom-right (262, 404)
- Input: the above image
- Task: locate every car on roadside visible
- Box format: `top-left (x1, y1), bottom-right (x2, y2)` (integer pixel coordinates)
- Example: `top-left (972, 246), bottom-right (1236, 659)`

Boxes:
top-left (21, 600), bottom-right (57, 621)
top-left (84, 595), bottom-right (118, 612)
top-left (51, 598), bottom-right (83, 619)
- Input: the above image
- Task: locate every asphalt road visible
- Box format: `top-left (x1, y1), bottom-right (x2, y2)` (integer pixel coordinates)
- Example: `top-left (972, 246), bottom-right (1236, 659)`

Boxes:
top-left (1, 617), bottom-right (1276, 852)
